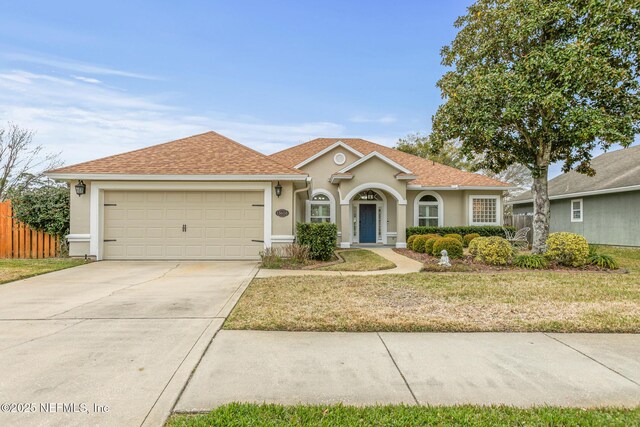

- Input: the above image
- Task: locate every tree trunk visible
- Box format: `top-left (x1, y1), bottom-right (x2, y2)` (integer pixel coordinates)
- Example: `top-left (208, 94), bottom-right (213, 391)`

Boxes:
top-left (531, 165), bottom-right (550, 254)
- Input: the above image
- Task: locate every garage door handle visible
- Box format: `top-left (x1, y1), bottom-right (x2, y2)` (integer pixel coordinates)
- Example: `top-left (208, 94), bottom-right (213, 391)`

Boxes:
top-left (252, 239), bottom-right (264, 243)
top-left (104, 239), bottom-right (117, 242)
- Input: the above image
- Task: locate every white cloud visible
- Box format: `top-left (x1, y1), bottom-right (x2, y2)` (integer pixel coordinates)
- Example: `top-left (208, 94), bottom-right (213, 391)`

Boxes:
top-left (73, 75), bottom-right (102, 84)
top-left (2, 52), bottom-right (159, 80)
top-left (0, 69), bottom-right (345, 166)
top-left (349, 114), bottom-right (397, 124)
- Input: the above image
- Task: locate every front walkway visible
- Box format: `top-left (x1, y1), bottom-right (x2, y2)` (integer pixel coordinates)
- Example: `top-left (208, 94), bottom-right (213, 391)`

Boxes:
top-left (256, 247), bottom-right (422, 278)
top-left (176, 331), bottom-right (640, 410)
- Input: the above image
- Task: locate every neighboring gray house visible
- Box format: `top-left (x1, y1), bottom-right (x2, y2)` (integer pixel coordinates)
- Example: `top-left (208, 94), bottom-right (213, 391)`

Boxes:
top-left (509, 145), bottom-right (640, 247)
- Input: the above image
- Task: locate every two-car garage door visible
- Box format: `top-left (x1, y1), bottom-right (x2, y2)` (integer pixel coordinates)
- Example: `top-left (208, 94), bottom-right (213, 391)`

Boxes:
top-left (103, 191), bottom-right (264, 260)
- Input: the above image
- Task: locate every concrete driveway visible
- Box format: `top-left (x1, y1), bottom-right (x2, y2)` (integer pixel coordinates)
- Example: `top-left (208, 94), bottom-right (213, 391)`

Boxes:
top-left (0, 261), bottom-right (257, 427)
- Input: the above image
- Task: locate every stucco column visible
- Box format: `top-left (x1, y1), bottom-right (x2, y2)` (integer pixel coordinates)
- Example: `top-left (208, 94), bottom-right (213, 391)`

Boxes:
top-left (340, 203), bottom-right (351, 248)
top-left (396, 203), bottom-right (407, 248)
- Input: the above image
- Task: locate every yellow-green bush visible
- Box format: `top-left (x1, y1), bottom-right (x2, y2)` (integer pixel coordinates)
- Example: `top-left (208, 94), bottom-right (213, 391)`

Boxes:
top-left (412, 235), bottom-right (430, 253)
top-left (424, 237), bottom-right (441, 256)
top-left (407, 235), bottom-right (417, 248)
top-left (545, 232), bottom-right (589, 267)
top-left (468, 236), bottom-right (488, 256)
top-left (432, 237), bottom-right (463, 259)
top-left (443, 233), bottom-right (463, 244)
top-left (463, 233), bottom-right (480, 247)
top-left (474, 236), bottom-right (513, 266)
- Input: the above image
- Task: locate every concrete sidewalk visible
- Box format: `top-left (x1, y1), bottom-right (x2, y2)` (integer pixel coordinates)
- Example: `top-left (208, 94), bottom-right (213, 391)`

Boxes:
top-left (176, 331), bottom-right (640, 411)
top-left (256, 247), bottom-right (423, 277)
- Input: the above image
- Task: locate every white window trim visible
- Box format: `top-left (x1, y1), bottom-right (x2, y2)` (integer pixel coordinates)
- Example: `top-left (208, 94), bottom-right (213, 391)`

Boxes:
top-left (413, 190), bottom-right (444, 227)
top-left (571, 198), bottom-right (583, 223)
top-left (306, 189), bottom-right (336, 224)
top-left (468, 195), bottom-right (501, 226)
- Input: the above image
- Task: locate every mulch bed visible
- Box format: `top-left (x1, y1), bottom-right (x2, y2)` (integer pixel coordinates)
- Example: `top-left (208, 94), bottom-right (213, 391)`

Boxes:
top-left (393, 248), bottom-right (627, 274)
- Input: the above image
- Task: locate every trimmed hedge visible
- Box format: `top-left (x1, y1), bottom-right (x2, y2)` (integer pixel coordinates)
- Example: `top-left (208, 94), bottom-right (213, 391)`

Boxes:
top-left (545, 232), bottom-right (589, 267)
top-left (407, 235), bottom-right (417, 248)
top-left (432, 237), bottom-right (464, 259)
top-left (407, 226), bottom-right (512, 238)
top-left (412, 235), bottom-right (430, 253)
top-left (424, 237), bottom-right (440, 256)
top-left (296, 222), bottom-right (337, 261)
top-left (474, 236), bottom-right (514, 266)
top-left (463, 233), bottom-right (480, 247)
top-left (443, 233), bottom-right (463, 244)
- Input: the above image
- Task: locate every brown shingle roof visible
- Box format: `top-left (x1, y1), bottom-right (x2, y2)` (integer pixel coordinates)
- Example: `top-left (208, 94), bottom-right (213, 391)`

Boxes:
top-left (270, 138), bottom-right (510, 187)
top-left (48, 131), bottom-right (305, 176)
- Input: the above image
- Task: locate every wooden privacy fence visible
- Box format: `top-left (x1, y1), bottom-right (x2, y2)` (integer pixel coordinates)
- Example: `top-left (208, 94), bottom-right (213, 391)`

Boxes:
top-left (0, 201), bottom-right (61, 258)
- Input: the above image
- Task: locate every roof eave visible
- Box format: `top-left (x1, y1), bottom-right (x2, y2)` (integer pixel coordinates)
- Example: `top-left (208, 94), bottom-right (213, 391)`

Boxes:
top-left (407, 184), bottom-right (518, 191)
top-left (506, 184), bottom-right (640, 205)
top-left (45, 173), bottom-right (309, 181)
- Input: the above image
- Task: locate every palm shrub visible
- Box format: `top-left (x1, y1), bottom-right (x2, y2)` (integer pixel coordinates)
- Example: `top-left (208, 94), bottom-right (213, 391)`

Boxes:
top-left (514, 254), bottom-right (548, 269)
top-left (432, 237), bottom-right (463, 259)
top-left (443, 233), bottom-right (463, 244)
top-left (474, 236), bottom-right (514, 266)
top-left (544, 232), bottom-right (589, 267)
top-left (463, 233), bottom-right (480, 247)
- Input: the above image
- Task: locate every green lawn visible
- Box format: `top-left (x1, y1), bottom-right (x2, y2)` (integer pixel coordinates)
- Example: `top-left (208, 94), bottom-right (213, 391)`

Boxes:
top-left (0, 258), bottom-right (87, 284)
top-left (224, 246), bottom-right (640, 332)
top-left (319, 249), bottom-right (396, 271)
top-left (167, 403), bottom-right (640, 427)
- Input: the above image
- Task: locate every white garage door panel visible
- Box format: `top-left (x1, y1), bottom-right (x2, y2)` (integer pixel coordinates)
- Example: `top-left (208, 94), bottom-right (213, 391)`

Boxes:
top-left (103, 191), bottom-right (264, 260)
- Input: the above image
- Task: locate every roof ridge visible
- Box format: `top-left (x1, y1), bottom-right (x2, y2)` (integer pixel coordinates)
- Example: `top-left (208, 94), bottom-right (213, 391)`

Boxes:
top-left (208, 131), bottom-right (303, 174)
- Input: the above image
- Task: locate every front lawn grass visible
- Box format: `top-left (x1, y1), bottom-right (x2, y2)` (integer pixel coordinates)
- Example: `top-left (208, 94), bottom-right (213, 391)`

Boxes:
top-left (319, 249), bottom-right (396, 271)
top-left (167, 403), bottom-right (640, 427)
top-left (0, 258), bottom-right (87, 284)
top-left (224, 247), bottom-right (640, 332)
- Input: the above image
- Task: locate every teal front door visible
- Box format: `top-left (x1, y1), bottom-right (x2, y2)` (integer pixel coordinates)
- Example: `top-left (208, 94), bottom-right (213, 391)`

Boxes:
top-left (359, 204), bottom-right (376, 243)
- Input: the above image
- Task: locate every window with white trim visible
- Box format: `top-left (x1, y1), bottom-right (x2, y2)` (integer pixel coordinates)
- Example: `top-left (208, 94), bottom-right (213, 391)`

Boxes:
top-left (571, 199), bottom-right (583, 222)
top-left (309, 194), bottom-right (331, 223)
top-left (417, 195), bottom-right (439, 227)
top-left (469, 196), bottom-right (499, 225)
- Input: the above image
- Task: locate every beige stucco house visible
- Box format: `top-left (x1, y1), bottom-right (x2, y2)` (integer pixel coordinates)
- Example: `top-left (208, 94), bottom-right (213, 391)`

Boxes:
top-left (46, 131), bottom-right (512, 260)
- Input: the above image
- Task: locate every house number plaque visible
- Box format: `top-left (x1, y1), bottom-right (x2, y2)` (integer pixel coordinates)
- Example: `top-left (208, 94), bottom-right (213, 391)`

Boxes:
top-left (275, 209), bottom-right (289, 218)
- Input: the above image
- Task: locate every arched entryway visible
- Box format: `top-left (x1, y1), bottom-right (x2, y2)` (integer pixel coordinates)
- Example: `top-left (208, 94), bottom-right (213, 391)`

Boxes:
top-left (351, 189), bottom-right (387, 244)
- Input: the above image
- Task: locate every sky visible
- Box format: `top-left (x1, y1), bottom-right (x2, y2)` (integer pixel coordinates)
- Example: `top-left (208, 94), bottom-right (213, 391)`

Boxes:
top-left (0, 0), bottom-right (636, 178)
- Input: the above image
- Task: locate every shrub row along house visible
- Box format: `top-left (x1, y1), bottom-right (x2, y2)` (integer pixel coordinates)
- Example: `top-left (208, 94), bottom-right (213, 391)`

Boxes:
top-left (509, 145), bottom-right (640, 247)
top-left (46, 131), bottom-right (514, 260)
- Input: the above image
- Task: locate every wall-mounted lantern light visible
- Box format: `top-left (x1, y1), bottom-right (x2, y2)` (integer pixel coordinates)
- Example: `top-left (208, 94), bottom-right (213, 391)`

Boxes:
top-left (75, 180), bottom-right (86, 196)
top-left (274, 181), bottom-right (283, 198)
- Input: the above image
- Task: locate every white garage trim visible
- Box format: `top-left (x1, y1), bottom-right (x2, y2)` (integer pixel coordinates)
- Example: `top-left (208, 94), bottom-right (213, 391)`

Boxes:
top-left (90, 181), bottom-right (271, 260)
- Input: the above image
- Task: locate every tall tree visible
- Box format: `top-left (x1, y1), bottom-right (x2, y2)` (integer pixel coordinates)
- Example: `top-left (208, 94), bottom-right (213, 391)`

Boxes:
top-left (395, 133), bottom-right (531, 197)
top-left (0, 123), bottom-right (61, 200)
top-left (430, 0), bottom-right (640, 253)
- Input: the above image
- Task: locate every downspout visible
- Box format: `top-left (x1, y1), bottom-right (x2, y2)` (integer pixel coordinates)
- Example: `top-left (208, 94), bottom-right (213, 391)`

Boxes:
top-left (292, 177), bottom-right (311, 241)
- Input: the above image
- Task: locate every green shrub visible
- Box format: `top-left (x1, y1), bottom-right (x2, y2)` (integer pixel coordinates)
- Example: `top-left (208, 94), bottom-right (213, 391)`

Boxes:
top-left (432, 237), bottom-right (464, 259)
top-left (588, 253), bottom-right (619, 269)
top-left (513, 254), bottom-right (548, 269)
top-left (443, 233), bottom-right (463, 244)
top-left (468, 236), bottom-right (488, 256)
top-left (296, 222), bottom-right (337, 261)
top-left (474, 236), bottom-right (514, 266)
top-left (424, 237), bottom-right (441, 256)
top-left (463, 233), bottom-right (481, 247)
top-left (545, 232), bottom-right (589, 267)
top-left (407, 235), bottom-right (417, 248)
top-left (407, 226), bottom-right (512, 238)
top-left (412, 235), bottom-right (430, 253)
